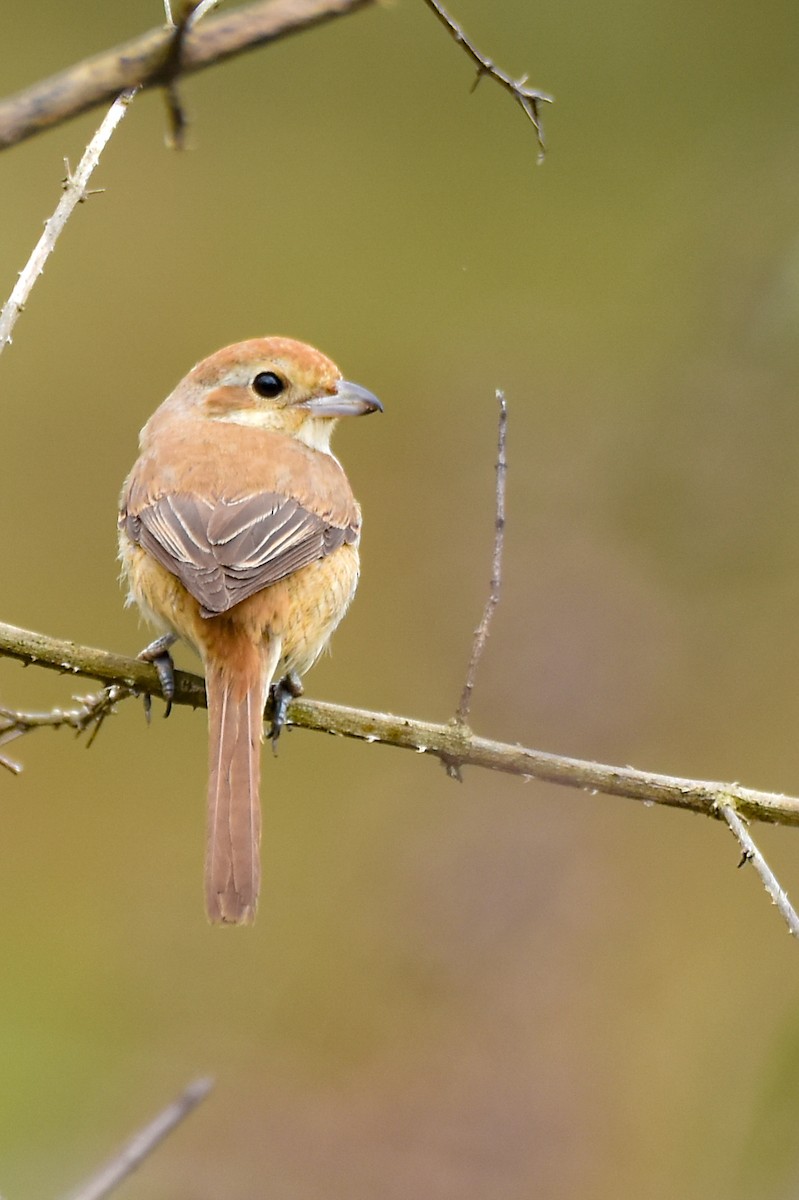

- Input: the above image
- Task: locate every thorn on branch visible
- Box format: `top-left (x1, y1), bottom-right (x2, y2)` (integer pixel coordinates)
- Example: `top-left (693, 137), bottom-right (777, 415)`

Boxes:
top-left (60, 159), bottom-right (108, 201)
top-left (441, 753), bottom-right (464, 783)
top-left (61, 159), bottom-right (106, 200)
top-left (469, 64), bottom-right (490, 93)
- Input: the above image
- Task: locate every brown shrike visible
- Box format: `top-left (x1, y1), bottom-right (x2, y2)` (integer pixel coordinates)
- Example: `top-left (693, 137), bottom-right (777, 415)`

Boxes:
top-left (118, 337), bottom-right (381, 925)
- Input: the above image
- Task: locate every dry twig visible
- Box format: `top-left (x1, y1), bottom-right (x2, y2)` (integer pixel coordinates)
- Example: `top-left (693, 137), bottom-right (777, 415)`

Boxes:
top-left (717, 804), bottom-right (799, 938)
top-left (421, 0), bottom-right (553, 160)
top-left (455, 389), bottom-right (507, 732)
top-left (59, 1078), bottom-right (213, 1200)
top-left (0, 90), bottom-right (136, 354)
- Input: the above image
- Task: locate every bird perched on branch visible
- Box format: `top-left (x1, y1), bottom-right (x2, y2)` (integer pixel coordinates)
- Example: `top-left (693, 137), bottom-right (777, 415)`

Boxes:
top-left (118, 337), bottom-right (382, 925)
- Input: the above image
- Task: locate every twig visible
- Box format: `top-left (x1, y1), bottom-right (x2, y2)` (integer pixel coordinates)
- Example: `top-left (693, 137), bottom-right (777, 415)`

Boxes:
top-left (3, 619), bottom-right (799, 829)
top-left (421, 0), bottom-right (553, 161)
top-left (0, 0), bottom-right (374, 151)
top-left (717, 803), bottom-right (799, 938)
top-left (0, 90), bottom-right (136, 355)
top-left (59, 1077), bottom-right (213, 1200)
top-left (455, 389), bottom-right (507, 730)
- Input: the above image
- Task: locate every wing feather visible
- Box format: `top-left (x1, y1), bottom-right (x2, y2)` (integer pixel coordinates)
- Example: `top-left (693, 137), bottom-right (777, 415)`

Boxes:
top-left (122, 491), bottom-right (358, 617)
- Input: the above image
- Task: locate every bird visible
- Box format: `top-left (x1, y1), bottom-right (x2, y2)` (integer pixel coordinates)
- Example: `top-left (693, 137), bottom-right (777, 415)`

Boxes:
top-left (118, 337), bottom-right (382, 925)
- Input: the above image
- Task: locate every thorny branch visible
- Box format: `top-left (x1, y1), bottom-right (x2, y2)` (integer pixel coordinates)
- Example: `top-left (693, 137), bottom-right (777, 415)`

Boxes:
top-left (422, 0), bottom-right (553, 161)
top-left (0, 686), bottom-right (131, 775)
top-left (0, 1), bottom-right (553, 157)
top-left (0, 90), bottom-right (137, 355)
top-left (59, 1077), bottom-right (213, 1200)
top-left (6, 617), bottom-right (799, 936)
top-left (3, 618), bottom-right (799, 827)
top-left (0, 0), bottom-right (231, 353)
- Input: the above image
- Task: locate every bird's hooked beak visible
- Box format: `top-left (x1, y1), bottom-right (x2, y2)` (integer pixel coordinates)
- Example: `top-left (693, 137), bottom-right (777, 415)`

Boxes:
top-left (298, 379), bottom-right (383, 419)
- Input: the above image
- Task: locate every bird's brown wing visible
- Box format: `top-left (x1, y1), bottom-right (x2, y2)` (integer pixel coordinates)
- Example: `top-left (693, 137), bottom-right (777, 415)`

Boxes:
top-left (122, 491), bottom-right (358, 617)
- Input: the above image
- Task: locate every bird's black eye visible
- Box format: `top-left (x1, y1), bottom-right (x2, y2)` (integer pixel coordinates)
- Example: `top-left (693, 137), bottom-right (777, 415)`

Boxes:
top-left (252, 371), bottom-right (285, 399)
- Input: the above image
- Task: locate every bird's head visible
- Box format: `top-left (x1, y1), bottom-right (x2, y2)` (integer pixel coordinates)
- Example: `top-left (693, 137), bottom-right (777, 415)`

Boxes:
top-left (156, 336), bottom-right (382, 454)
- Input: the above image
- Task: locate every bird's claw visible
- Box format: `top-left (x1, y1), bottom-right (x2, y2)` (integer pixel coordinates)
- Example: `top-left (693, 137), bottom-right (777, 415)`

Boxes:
top-left (270, 671), bottom-right (303, 752)
top-left (138, 634), bottom-right (177, 719)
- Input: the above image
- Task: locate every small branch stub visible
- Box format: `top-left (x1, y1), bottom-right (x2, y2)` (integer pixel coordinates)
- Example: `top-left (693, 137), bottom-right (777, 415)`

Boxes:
top-left (160, 0), bottom-right (222, 148)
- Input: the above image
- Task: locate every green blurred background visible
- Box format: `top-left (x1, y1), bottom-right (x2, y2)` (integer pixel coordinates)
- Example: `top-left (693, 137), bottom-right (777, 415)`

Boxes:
top-left (1, 0), bottom-right (799, 1195)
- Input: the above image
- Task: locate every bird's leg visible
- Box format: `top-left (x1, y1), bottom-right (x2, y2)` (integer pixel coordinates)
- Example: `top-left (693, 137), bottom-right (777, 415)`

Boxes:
top-left (138, 633), bottom-right (178, 720)
top-left (269, 671), bottom-right (303, 752)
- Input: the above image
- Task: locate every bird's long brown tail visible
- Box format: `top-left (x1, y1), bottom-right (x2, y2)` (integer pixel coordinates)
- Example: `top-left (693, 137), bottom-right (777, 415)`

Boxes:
top-left (204, 643), bottom-right (269, 925)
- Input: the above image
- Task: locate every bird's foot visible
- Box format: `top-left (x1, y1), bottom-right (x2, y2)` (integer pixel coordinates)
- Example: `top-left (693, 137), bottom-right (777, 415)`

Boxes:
top-left (138, 633), bottom-right (178, 720)
top-left (270, 671), bottom-right (303, 752)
